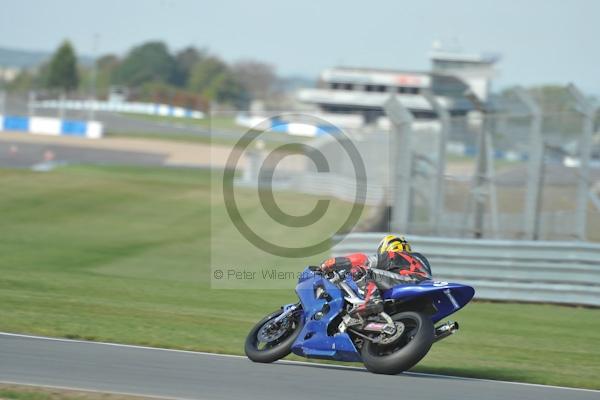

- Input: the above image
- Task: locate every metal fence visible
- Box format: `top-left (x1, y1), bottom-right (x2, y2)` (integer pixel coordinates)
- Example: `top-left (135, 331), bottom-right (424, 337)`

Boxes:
top-left (333, 232), bottom-right (600, 306)
top-left (379, 85), bottom-right (600, 242)
top-left (239, 84), bottom-right (600, 242)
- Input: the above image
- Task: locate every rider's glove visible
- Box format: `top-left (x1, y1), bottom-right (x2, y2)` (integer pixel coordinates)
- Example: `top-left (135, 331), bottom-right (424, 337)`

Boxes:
top-left (350, 264), bottom-right (368, 280)
top-left (320, 258), bottom-right (336, 273)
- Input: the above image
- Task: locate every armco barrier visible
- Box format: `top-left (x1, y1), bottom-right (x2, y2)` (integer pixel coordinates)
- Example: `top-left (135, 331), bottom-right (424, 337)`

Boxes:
top-left (332, 233), bottom-right (600, 306)
top-left (33, 100), bottom-right (204, 120)
top-left (0, 115), bottom-right (103, 139)
top-left (235, 115), bottom-right (338, 137)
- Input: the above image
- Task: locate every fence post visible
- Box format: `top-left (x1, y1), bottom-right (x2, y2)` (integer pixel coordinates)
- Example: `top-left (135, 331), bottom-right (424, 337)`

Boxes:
top-left (515, 87), bottom-right (544, 240)
top-left (568, 84), bottom-right (595, 241)
top-left (89, 33), bottom-right (99, 122)
top-left (465, 91), bottom-right (498, 238)
top-left (485, 129), bottom-right (499, 237)
top-left (423, 91), bottom-right (449, 235)
top-left (384, 95), bottom-right (414, 233)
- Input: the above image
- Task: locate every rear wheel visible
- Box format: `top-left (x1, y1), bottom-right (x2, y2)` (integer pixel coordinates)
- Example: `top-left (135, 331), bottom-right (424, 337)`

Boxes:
top-left (361, 311), bottom-right (434, 374)
top-left (244, 308), bottom-right (304, 363)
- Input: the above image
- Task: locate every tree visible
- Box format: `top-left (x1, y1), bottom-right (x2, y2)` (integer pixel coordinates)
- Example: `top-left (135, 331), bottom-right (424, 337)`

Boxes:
top-left (114, 41), bottom-right (176, 87)
top-left (173, 46), bottom-right (206, 87)
top-left (91, 54), bottom-right (120, 96)
top-left (45, 40), bottom-right (79, 91)
top-left (188, 56), bottom-right (245, 105)
top-left (97, 54), bottom-right (120, 71)
top-left (232, 60), bottom-right (276, 101)
top-left (8, 70), bottom-right (35, 92)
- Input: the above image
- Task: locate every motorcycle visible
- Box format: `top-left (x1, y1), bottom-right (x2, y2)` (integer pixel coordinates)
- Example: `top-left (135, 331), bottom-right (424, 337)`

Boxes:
top-left (245, 266), bottom-right (475, 374)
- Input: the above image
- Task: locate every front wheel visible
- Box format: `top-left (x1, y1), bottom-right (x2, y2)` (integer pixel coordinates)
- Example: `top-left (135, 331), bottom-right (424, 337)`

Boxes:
top-left (361, 311), bottom-right (434, 375)
top-left (244, 307), bottom-right (304, 363)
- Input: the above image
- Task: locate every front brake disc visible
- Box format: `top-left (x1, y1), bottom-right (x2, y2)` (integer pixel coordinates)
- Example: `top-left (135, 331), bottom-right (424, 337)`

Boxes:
top-left (257, 318), bottom-right (290, 343)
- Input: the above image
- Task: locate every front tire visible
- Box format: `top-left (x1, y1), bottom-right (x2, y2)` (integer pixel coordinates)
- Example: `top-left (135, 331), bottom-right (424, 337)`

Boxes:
top-left (244, 308), bottom-right (304, 363)
top-left (361, 311), bottom-right (434, 374)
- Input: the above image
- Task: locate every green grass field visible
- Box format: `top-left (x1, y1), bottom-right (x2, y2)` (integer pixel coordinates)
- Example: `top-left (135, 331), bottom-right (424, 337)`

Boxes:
top-left (121, 113), bottom-right (241, 131)
top-left (0, 384), bottom-right (146, 400)
top-left (106, 114), bottom-right (309, 150)
top-left (108, 114), bottom-right (241, 145)
top-left (1, 165), bottom-right (599, 390)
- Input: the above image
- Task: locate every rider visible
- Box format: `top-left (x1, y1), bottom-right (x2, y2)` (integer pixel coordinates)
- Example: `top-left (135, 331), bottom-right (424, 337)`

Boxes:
top-left (319, 235), bottom-right (432, 318)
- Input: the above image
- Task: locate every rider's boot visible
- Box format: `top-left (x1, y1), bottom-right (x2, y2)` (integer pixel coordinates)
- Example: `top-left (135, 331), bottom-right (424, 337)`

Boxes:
top-left (349, 281), bottom-right (383, 318)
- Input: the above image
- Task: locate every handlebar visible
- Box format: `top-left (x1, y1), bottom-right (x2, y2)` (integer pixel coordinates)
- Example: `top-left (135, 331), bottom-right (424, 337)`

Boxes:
top-left (307, 266), bottom-right (347, 284)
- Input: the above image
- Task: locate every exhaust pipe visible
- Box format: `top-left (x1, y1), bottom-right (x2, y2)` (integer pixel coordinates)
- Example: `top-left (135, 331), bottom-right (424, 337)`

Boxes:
top-left (434, 321), bottom-right (459, 342)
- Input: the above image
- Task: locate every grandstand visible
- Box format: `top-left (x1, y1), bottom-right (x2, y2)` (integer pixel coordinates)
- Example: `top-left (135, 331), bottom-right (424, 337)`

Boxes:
top-left (297, 47), bottom-right (499, 127)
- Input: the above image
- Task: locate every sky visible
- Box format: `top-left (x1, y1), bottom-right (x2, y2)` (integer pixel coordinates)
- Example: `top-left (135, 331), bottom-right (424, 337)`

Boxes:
top-left (1, 0), bottom-right (599, 94)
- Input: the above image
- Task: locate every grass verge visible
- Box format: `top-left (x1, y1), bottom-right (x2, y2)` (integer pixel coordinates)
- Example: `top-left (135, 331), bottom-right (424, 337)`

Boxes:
top-left (119, 113), bottom-right (241, 132)
top-left (0, 165), bottom-right (599, 389)
top-left (0, 384), bottom-right (151, 400)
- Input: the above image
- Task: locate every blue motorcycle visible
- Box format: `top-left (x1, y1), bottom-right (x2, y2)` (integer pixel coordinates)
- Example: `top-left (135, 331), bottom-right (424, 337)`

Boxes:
top-left (245, 266), bottom-right (475, 374)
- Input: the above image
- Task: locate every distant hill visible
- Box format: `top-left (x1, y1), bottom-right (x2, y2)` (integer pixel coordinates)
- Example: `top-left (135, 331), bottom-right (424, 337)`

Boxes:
top-left (0, 47), bottom-right (50, 68)
top-left (0, 47), bottom-right (93, 68)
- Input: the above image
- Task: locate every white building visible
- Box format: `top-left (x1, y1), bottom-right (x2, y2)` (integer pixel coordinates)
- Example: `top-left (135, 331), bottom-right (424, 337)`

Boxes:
top-left (429, 50), bottom-right (499, 102)
top-left (297, 49), bottom-right (499, 127)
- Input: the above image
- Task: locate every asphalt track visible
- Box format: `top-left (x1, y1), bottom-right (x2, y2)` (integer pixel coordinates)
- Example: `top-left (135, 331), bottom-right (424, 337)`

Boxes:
top-left (0, 333), bottom-right (598, 400)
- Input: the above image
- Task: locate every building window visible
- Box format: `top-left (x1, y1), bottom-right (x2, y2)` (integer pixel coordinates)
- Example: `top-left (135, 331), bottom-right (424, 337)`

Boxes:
top-left (331, 82), bottom-right (355, 90)
top-left (397, 86), bottom-right (420, 94)
top-left (377, 85), bottom-right (386, 92)
top-left (412, 110), bottom-right (436, 119)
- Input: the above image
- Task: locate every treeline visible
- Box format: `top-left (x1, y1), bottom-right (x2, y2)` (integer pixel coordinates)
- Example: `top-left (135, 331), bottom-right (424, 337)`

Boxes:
top-left (8, 40), bottom-right (279, 110)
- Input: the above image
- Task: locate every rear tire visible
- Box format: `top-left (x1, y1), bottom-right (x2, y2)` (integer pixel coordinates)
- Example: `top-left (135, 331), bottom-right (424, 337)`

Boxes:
top-left (244, 309), bottom-right (304, 363)
top-left (361, 311), bottom-right (434, 375)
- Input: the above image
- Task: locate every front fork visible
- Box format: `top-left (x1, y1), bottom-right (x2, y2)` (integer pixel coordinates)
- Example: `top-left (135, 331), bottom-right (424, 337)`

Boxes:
top-left (273, 303), bottom-right (300, 324)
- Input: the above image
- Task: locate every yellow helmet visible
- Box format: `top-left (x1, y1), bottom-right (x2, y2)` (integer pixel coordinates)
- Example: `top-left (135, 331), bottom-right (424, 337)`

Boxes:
top-left (377, 234), bottom-right (411, 254)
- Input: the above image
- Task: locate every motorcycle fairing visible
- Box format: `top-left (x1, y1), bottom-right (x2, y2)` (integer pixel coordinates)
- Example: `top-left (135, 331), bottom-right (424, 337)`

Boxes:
top-left (382, 281), bottom-right (475, 323)
top-left (291, 269), bottom-right (361, 362)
